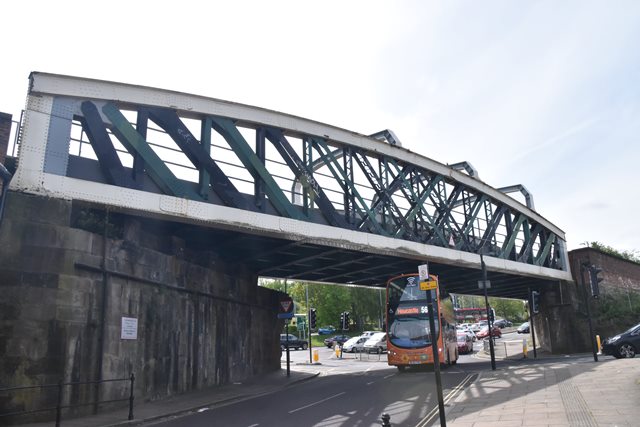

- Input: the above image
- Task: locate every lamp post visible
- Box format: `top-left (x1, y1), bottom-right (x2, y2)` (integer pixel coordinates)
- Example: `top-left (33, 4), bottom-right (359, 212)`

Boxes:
top-left (480, 253), bottom-right (496, 371)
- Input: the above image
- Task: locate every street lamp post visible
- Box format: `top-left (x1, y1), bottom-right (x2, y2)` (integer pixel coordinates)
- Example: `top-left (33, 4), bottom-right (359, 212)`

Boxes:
top-left (480, 254), bottom-right (496, 371)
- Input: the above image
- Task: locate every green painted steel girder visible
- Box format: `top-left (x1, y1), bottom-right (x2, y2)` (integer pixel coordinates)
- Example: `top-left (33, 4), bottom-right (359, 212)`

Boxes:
top-left (311, 137), bottom-right (387, 236)
top-left (210, 116), bottom-right (305, 220)
top-left (535, 233), bottom-right (556, 266)
top-left (386, 159), bottom-right (447, 243)
top-left (102, 103), bottom-right (201, 200)
top-left (501, 214), bottom-right (526, 259)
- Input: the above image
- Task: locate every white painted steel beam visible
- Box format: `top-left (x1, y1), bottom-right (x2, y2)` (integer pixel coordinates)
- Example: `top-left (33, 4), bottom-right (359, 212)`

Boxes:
top-left (27, 72), bottom-right (565, 239)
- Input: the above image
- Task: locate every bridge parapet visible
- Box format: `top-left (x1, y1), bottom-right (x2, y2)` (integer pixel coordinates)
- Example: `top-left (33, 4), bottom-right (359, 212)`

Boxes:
top-left (11, 72), bottom-right (570, 285)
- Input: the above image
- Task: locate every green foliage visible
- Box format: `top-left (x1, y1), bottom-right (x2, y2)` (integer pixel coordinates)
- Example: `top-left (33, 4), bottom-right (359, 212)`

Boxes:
top-left (593, 288), bottom-right (640, 329)
top-left (585, 241), bottom-right (640, 264)
top-left (260, 279), bottom-right (384, 331)
top-left (490, 297), bottom-right (528, 322)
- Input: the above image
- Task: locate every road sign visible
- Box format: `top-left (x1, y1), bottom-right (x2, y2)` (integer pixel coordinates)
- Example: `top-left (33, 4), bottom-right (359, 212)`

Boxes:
top-left (478, 280), bottom-right (491, 289)
top-left (278, 297), bottom-right (294, 319)
top-left (418, 264), bottom-right (429, 282)
top-left (420, 280), bottom-right (438, 290)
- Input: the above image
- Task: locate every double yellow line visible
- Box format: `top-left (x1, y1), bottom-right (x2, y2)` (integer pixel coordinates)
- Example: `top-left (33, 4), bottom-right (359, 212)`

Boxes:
top-left (414, 373), bottom-right (477, 427)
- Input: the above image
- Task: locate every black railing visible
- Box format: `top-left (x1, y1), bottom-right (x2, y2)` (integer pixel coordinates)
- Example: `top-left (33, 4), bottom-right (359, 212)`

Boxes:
top-left (0, 373), bottom-right (135, 426)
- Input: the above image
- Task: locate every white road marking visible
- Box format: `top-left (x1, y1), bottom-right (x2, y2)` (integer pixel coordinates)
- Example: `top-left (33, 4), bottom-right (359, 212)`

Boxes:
top-left (288, 392), bottom-right (346, 414)
top-left (415, 374), bottom-right (476, 427)
top-left (366, 381), bottom-right (375, 385)
top-left (383, 373), bottom-right (395, 379)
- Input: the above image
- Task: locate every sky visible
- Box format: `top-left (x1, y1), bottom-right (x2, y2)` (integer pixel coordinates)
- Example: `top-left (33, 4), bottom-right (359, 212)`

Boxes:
top-left (1, 1), bottom-right (639, 253)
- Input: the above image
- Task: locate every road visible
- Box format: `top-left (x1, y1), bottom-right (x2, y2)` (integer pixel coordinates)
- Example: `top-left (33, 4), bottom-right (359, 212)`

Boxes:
top-left (143, 332), bottom-right (528, 427)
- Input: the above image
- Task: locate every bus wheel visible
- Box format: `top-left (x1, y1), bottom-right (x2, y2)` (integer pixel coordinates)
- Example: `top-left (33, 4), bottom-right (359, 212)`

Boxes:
top-left (397, 365), bottom-right (406, 372)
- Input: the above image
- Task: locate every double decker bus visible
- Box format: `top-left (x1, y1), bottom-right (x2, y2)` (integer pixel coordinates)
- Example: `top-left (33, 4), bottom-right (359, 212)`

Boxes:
top-left (386, 273), bottom-right (458, 371)
top-left (453, 307), bottom-right (495, 324)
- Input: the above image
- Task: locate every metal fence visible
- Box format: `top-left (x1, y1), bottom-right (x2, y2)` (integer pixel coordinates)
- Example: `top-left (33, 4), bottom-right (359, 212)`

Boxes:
top-left (0, 373), bottom-right (135, 426)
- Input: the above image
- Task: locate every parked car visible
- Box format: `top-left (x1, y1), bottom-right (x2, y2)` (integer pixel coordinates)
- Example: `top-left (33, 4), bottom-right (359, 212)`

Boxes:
top-left (342, 336), bottom-right (369, 353)
top-left (602, 322), bottom-right (640, 359)
top-left (517, 322), bottom-right (530, 334)
top-left (318, 326), bottom-right (336, 335)
top-left (280, 334), bottom-right (308, 351)
top-left (363, 332), bottom-right (387, 354)
top-left (457, 325), bottom-right (476, 342)
top-left (469, 323), bottom-right (482, 333)
top-left (494, 319), bottom-right (512, 328)
top-left (457, 332), bottom-right (473, 354)
top-left (323, 334), bottom-right (350, 348)
top-left (476, 325), bottom-right (502, 339)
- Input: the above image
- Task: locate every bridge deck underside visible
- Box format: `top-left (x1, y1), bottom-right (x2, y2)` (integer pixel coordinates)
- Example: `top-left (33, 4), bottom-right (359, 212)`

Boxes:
top-left (149, 214), bottom-right (552, 300)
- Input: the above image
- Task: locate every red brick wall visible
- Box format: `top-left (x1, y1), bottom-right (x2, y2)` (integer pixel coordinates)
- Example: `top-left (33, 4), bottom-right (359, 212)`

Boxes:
top-left (569, 247), bottom-right (640, 294)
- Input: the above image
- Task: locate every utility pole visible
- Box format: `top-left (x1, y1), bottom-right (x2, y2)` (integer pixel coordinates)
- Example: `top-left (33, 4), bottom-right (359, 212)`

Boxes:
top-left (419, 264), bottom-right (446, 427)
top-left (480, 254), bottom-right (496, 370)
top-left (285, 280), bottom-right (290, 377)
top-left (528, 287), bottom-right (538, 359)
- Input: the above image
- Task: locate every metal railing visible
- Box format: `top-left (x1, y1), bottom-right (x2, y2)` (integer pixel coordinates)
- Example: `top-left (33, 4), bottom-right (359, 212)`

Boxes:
top-left (0, 373), bottom-right (135, 426)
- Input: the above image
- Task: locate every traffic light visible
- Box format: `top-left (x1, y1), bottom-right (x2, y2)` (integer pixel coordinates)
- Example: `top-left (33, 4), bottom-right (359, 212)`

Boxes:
top-left (340, 312), bottom-right (345, 330)
top-left (488, 309), bottom-right (495, 322)
top-left (531, 290), bottom-right (540, 314)
top-left (344, 312), bottom-right (350, 330)
top-left (589, 266), bottom-right (603, 298)
top-left (309, 308), bottom-right (317, 329)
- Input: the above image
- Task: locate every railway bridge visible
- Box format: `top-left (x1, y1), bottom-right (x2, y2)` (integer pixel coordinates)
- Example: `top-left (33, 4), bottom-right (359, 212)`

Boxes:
top-left (0, 73), bottom-right (572, 419)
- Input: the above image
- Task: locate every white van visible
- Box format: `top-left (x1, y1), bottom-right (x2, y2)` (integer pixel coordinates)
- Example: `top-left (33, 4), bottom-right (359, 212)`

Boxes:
top-left (363, 332), bottom-right (387, 354)
top-left (342, 336), bottom-right (368, 353)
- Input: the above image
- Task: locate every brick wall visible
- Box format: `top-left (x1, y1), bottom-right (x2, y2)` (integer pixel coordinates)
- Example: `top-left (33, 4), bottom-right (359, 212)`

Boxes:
top-left (569, 247), bottom-right (640, 294)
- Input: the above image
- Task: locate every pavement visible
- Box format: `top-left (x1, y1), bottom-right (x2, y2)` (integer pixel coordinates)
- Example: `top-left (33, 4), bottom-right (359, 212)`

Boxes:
top-left (13, 345), bottom-right (640, 427)
top-left (445, 347), bottom-right (640, 427)
top-left (17, 369), bottom-right (320, 427)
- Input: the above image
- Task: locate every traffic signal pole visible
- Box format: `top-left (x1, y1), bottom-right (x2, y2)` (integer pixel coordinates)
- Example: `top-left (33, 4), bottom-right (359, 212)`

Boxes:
top-left (285, 281), bottom-right (290, 377)
top-left (306, 285), bottom-right (312, 363)
top-left (581, 263), bottom-right (599, 362)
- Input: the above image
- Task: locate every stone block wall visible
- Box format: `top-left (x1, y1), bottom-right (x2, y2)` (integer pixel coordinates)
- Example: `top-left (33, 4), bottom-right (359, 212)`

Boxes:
top-left (0, 192), bottom-right (283, 422)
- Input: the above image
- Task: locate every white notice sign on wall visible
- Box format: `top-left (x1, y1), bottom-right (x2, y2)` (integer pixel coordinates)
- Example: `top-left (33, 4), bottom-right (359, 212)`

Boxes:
top-left (121, 317), bottom-right (138, 340)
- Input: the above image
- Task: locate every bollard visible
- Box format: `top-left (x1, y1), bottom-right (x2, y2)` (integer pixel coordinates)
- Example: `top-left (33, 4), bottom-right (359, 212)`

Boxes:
top-left (596, 335), bottom-right (601, 353)
top-left (313, 349), bottom-right (319, 363)
top-left (381, 412), bottom-right (392, 426)
top-left (523, 338), bottom-right (528, 358)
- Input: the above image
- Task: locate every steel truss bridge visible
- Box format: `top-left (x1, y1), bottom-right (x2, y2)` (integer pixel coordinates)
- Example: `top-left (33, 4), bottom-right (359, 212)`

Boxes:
top-left (10, 72), bottom-right (572, 299)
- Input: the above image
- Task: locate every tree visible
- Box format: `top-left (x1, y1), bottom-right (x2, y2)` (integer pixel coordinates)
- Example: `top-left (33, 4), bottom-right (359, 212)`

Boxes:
top-left (260, 280), bottom-right (384, 331)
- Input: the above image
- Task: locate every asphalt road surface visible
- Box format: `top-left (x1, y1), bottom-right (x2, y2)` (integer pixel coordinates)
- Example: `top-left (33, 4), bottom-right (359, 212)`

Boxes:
top-left (144, 344), bottom-right (481, 427)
